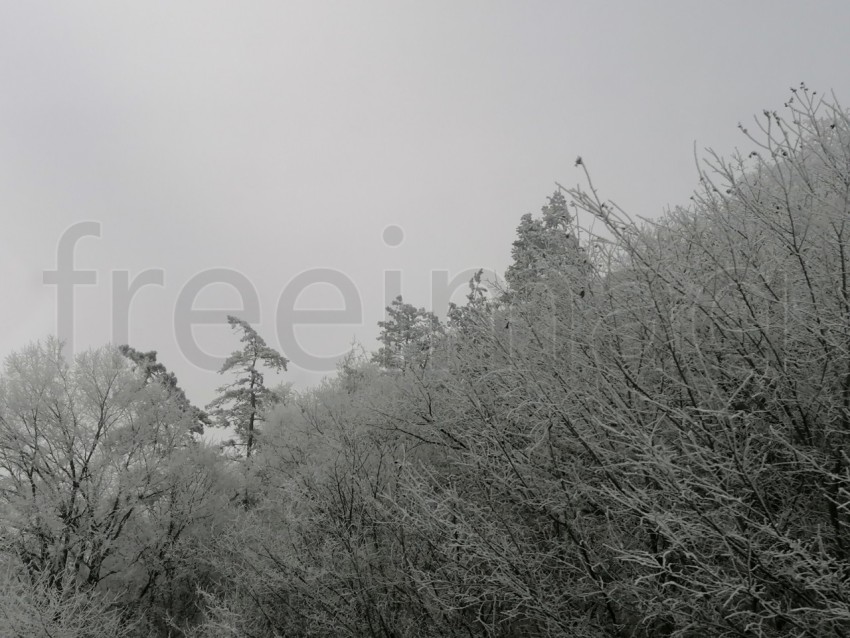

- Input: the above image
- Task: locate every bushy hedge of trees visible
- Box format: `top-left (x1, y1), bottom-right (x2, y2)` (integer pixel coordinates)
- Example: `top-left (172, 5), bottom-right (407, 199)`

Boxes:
top-left (2, 86), bottom-right (849, 637)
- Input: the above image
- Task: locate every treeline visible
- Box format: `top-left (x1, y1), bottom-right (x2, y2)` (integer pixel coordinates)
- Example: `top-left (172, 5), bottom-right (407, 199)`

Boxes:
top-left (2, 86), bottom-right (850, 637)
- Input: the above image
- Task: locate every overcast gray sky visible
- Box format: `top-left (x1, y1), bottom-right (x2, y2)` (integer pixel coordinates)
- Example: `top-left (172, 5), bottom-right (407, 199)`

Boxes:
top-left (2, 1), bottom-right (849, 404)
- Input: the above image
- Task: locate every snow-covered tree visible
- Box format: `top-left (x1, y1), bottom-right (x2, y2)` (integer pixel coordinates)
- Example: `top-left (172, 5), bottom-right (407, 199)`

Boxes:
top-left (206, 316), bottom-right (287, 458)
top-left (373, 296), bottom-right (443, 371)
top-left (119, 344), bottom-right (210, 435)
top-left (0, 339), bottom-right (221, 634)
top-left (504, 190), bottom-right (590, 300)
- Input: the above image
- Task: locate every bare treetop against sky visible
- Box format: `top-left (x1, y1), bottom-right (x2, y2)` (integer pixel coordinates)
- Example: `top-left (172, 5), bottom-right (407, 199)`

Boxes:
top-left (1, 1), bottom-right (849, 402)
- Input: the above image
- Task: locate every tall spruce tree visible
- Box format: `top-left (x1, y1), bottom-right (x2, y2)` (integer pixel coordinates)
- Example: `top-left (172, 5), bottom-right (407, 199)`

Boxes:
top-left (206, 316), bottom-right (288, 458)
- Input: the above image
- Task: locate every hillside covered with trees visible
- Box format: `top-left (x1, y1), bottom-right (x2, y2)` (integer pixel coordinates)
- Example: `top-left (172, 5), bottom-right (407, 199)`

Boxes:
top-left (2, 87), bottom-right (850, 637)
